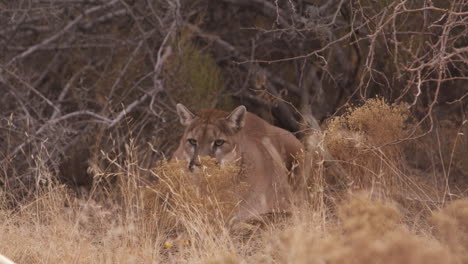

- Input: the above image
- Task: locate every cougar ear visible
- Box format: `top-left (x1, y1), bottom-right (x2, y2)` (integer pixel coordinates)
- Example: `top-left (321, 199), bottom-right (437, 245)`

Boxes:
top-left (225, 105), bottom-right (246, 132)
top-left (176, 103), bottom-right (195, 126)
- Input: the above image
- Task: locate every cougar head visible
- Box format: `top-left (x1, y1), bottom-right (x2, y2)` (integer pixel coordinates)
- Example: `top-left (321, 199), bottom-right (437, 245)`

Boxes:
top-left (176, 104), bottom-right (246, 168)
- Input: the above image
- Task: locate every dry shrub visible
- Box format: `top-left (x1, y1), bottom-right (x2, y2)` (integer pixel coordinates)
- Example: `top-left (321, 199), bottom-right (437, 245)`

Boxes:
top-left (263, 194), bottom-right (455, 264)
top-left (333, 230), bottom-right (455, 264)
top-left (147, 157), bottom-right (247, 230)
top-left (325, 98), bottom-right (412, 193)
top-left (344, 231), bottom-right (451, 264)
top-left (432, 199), bottom-right (468, 263)
top-left (337, 194), bottom-right (402, 237)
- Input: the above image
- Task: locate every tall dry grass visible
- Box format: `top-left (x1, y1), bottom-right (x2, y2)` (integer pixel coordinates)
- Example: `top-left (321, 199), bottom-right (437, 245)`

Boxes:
top-left (0, 99), bottom-right (467, 263)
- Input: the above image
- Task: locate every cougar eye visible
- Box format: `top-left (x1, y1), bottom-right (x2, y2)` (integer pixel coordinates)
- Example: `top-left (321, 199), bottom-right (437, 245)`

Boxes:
top-left (214, 139), bottom-right (225, 147)
top-left (187, 138), bottom-right (197, 146)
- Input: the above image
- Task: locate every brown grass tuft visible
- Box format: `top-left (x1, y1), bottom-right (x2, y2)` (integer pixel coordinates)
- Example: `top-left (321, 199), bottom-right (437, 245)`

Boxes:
top-left (432, 199), bottom-right (468, 263)
top-left (324, 98), bottom-right (412, 194)
top-left (263, 195), bottom-right (455, 264)
top-left (338, 194), bottom-right (402, 236)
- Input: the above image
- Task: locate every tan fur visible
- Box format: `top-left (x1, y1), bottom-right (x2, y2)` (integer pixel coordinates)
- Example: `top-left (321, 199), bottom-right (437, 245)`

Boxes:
top-left (172, 104), bottom-right (304, 222)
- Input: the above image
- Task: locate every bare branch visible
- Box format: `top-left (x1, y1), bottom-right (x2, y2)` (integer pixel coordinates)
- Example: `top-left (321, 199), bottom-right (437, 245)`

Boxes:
top-left (1, 66), bottom-right (60, 113)
top-left (7, 0), bottom-right (119, 65)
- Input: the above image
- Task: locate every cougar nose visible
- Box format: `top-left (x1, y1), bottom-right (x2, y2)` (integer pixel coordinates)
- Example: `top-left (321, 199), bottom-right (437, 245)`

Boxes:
top-left (197, 147), bottom-right (214, 158)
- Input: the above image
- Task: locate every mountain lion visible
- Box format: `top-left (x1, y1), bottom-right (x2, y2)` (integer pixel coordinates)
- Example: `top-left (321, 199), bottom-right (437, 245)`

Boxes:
top-left (172, 104), bottom-right (304, 222)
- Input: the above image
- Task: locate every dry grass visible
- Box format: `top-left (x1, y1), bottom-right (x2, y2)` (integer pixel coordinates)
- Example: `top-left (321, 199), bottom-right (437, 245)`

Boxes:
top-left (0, 99), bottom-right (467, 263)
top-left (145, 157), bottom-right (247, 232)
